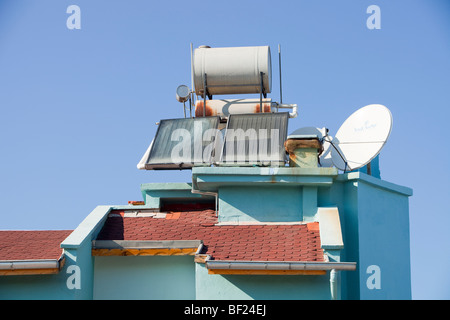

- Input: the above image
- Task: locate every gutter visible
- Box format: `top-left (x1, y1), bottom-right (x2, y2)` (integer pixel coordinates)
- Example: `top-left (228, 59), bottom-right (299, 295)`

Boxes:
top-left (91, 240), bottom-right (204, 257)
top-left (92, 240), bottom-right (202, 250)
top-left (205, 259), bottom-right (356, 271)
top-left (330, 269), bottom-right (340, 300)
top-left (205, 258), bottom-right (355, 300)
top-left (0, 253), bottom-right (65, 273)
top-left (0, 260), bottom-right (60, 270)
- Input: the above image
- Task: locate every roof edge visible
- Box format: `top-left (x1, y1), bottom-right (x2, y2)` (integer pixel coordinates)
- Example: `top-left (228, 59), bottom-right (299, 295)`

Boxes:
top-left (338, 172), bottom-right (413, 196)
top-left (0, 253), bottom-right (65, 272)
top-left (206, 259), bottom-right (356, 271)
top-left (61, 206), bottom-right (112, 249)
top-left (92, 240), bottom-right (202, 250)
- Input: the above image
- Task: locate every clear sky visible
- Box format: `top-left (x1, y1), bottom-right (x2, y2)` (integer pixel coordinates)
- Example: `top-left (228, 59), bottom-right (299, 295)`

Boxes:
top-left (0, 0), bottom-right (449, 299)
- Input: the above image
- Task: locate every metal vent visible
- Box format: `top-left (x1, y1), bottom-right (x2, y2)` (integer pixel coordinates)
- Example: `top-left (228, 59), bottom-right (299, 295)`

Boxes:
top-left (143, 117), bottom-right (220, 170)
top-left (218, 113), bottom-right (289, 166)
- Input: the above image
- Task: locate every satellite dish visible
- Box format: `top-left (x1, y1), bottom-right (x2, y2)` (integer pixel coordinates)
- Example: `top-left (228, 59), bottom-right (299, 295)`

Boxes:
top-left (288, 127), bottom-right (327, 140)
top-left (287, 127), bottom-right (333, 167)
top-left (330, 104), bottom-right (392, 171)
top-left (176, 85), bottom-right (190, 103)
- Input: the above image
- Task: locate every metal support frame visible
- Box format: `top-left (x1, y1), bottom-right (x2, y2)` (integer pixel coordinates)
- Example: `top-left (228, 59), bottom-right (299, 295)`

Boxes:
top-left (259, 72), bottom-right (266, 113)
top-left (202, 73), bottom-right (213, 117)
top-left (278, 44), bottom-right (283, 105)
top-left (189, 93), bottom-right (193, 118)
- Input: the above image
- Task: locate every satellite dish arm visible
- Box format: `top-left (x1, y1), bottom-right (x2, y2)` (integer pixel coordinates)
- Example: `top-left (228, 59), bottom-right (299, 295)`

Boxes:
top-left (322, 134), bottom-right (349, 172)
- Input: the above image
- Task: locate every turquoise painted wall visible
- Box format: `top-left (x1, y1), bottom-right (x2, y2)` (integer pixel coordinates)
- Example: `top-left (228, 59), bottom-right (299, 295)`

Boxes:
top-left (0, 230), bottom-right (98, 300)
top-left (93, 256), bottom-right (196, 299)
top-left (333, 174), bottom-right (412, 299)
top-left (0, 270), bottom-right (72, 300)
top-left (219, 186), bottom-right (302, 222)
top-left (63, 241), bottom-right (95, 299)
top-left (341, 179), bottom-right (360, 299)
top-left (195, 263), bottom-right (332, 300)
top-left (356, 180), bottom-right (412, 299)
top-left (59, 205), bottom-right (114, 300)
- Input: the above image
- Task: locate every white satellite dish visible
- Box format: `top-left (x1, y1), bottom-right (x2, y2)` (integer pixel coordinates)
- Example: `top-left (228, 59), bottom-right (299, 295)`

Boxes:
top-left (330, 104), bottom-right (392, 171)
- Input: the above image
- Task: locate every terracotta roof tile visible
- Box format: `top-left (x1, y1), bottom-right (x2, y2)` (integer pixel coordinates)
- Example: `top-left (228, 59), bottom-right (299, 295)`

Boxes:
top-left (96, 210), bottom-right (324, 262)
top-left (0, 230), bottom-right (72, 261)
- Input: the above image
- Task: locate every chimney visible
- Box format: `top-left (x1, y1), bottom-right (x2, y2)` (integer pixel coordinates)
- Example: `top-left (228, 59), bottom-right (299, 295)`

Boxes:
top-left (284, 136), bottom-right (323, 168)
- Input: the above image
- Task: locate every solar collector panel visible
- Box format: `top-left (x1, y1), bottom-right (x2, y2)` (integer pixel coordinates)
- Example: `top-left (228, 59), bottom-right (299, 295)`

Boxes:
top-left (218, 112), bottom-right (289, 167)
top-left (143, 117), bottom-right (220, 170)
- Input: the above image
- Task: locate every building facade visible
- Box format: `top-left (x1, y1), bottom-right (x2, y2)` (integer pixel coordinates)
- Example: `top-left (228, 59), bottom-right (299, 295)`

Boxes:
top-left (0, 165), bottom-right (412, 300)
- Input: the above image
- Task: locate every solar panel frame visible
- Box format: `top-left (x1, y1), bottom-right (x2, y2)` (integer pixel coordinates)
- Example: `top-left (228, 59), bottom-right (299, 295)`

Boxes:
top-left (143, 116), bottom-right (220, 170)
top-left (217, 112), bottom-right (289, 167)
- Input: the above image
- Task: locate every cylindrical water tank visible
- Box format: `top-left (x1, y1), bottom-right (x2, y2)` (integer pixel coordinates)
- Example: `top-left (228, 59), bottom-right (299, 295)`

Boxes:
top-left (195, 99), bottom-right (272, 117)
top-left (193, 46), bottom-right (272, 96)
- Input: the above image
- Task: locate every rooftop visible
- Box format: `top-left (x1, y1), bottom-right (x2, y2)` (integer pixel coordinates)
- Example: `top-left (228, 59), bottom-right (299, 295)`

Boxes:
top-left (0, 230), bottom-right (72, 275)
top-left (0, 230), bottom-right (72, 261)
top-left (95, 207), bottom-right (325, 263)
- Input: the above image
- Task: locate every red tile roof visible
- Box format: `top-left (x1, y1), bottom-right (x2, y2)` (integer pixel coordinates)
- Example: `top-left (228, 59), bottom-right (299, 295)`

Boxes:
top-left (0, 230), bottom-right (72, 261)
top-left (96, 209), bottom-right (324, 262)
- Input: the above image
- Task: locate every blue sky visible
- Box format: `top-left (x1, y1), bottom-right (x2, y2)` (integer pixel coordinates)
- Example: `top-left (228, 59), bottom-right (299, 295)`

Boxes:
top-left (0, 0), bottom-right (449, 299)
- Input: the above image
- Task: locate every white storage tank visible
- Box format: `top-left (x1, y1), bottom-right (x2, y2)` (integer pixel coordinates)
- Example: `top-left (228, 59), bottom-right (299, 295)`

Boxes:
top-left (193, 45), bottom-right (272, 96)
top-left (195, 98), bottom-right (273, 117)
